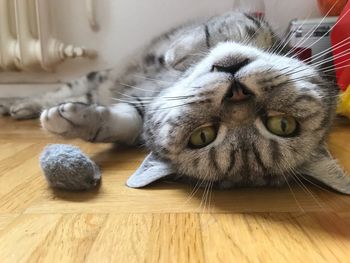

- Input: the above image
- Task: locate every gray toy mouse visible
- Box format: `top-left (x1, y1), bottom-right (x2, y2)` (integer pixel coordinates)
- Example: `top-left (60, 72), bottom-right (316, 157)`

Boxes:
top-left (39, 144), bottom-right (150, 191)
top-left (40, 144), bottom-right (101, 191)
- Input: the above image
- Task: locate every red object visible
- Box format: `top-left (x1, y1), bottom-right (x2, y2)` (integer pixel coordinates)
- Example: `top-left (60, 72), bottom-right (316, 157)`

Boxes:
top-left (317, 0), bottom-right (347, 16)
top-left (330, 0), bottom-right (350, 91)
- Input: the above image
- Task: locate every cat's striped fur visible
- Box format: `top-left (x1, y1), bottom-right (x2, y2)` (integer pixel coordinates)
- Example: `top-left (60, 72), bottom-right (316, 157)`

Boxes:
top-left (3, 11), bottom-right (350, 193)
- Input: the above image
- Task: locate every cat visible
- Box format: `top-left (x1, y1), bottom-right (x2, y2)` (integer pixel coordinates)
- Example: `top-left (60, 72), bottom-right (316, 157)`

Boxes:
top-left (2, 11), bottom-right (350, 193)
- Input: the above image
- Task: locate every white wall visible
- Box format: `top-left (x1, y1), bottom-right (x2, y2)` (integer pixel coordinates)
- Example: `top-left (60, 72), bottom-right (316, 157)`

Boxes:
top-left (0, 0), bottom-right (320, 96)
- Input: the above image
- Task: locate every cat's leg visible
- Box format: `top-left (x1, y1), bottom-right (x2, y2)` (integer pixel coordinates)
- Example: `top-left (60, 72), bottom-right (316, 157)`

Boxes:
top-left (0, 71), bottom-right (104, 120)
top-left (1, 93), bottom-right (92, 120)
top-left (40, 102), bottom-right (142, 144)
top-left (0, 97), bottom-right (19, 116)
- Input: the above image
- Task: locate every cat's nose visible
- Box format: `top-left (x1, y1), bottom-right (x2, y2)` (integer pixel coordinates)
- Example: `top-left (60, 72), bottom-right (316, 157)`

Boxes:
top-left (224, 80), bottom-right (254, 102)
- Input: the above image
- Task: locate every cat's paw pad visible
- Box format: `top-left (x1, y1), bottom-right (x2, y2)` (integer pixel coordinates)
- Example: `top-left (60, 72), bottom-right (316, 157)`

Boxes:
top-left (41, 103), bottom-right (108, 138)
top-left (58, 103), bottom-right (108, 125)
top-left (10, 101), bottom-right (41, 119)
top-left (40, 106), bottom-right (72, 135)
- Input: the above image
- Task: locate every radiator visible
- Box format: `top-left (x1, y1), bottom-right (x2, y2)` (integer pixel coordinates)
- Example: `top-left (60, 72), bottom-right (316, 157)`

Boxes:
top-left (0, 0), bottom-right (96, 72)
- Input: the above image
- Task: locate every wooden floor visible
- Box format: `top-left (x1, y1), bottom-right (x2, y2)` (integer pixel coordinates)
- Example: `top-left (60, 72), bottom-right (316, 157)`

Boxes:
top-left (0, 118), bottom-right (350, 263)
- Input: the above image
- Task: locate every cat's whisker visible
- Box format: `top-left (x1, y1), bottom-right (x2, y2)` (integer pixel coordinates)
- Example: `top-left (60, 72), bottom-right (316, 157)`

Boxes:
top-left (279, 59), bottom-right (335, 76)
top-left (281, 154), bottom-right (327, 212)
top-left (125, 96), bottom-right (191, 104)
top-left (198, 180), bottom-right (208, 212)
top-left (208, 180), bottom-right (214, 213)
top-left (111, 95), bottom-right (193, 105)
top-left (280, 171), bottom-right (305, 213)
top-left (282, 79), bottom-right (331, 86)
top-left (311, 50), bottom-right (350, 68)
top-left (112, 97), bottom-right (172, 104)
top-left (317, 56), bottom-right (350, 72)
top-left (278, 64), bottom-right (304, 76)
top-left (286, 0), bottom-right (345, 58)
top-left (189, 179), bottom-right (205, 200)
top-left (279, 63), bottom-right (334, 79)
top-left (200, 182), bottom-right (208, 213)
top-left (178, 177), bottom-right (205, 210)
top-left (290, 73), bottom-right (336, 81)
top-left (330, 64), bottom-right (350, 73)
top-left (273, 10), bottom-right (314, 55)
top-left (282, 75), bottom-right (323, 83)
top-left (309, 35), bottom-right (350, 62)
top-left (117, 82), bottom-right (156, 92)
top-left (272, 37), bottom-right (291, 55)
top-left (285, 25), bottom-right (319, 58)
top-left (240, 29), bottom-right (259, 46)
top-left (267, 31), bottom-right (284, 54)
top-left (203, 180), bottom-right (211, 213)
top-left (241, 22), bottom-right (265, 46)
top-left (117, 81), bottom-right (184, 94)
top-left (114, 86), bottom-right (194, 99)
top-left (290, 173), bottom-right (327, 212)
top-left (202, 180), bottom-right (214, 214)
top-left (179, 164), bottom-right (216, 209)
top-left (291, 6), bottom-right (350, 59)
top-left (133, 74), bottom-right (174, 84)
top-left (265, 66), bottom-right (299, 80)
top-left (148, 99), bottom-right (210, 112)
top-left (323, 63), bottom-right (350, 73)
top-left (297, 173), bottom-right (335, 194)
top-left (111, 98), bottom-right (152, 104)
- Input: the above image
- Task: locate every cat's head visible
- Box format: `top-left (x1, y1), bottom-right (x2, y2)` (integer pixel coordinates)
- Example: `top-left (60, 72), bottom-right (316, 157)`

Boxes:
top-left (128, 42), bottom-right (350, 194)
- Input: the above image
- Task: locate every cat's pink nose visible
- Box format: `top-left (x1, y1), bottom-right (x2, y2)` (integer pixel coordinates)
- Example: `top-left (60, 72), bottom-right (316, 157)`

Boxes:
top-left (225, 81), bottom-right (253, 102)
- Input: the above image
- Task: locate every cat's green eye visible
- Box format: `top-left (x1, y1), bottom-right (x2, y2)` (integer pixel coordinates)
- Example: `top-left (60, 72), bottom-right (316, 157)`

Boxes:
top-left (188, 125), bottom-right (217, 148)
top-left (266, 115), bottom-right (297, 137)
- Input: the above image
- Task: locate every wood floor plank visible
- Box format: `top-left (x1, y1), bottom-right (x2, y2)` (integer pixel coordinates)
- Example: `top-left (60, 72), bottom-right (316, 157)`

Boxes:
top-left (86, 214), bottom-right (153, 263)
top-left (0, 143), bottom-right (33, 162)
top-left (28, 214), bottom-right (107, 263)
top-left (0, 143), bottom-right (44, 177)
top-left (0, 171), bottom-right (46, 213)
top-left (146, 214), bottom-right (204, 263)
top-left (0, 214), bottom-right (61, 263)
top-left (0, 214), bottom-right (19, 231)
top-left (86, 214), bottom-right (204, 263)
top-left (200, 213), bottom-right (350, 263)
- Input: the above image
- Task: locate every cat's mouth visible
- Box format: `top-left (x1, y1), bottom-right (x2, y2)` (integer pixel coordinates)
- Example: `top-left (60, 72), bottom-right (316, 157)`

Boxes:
top-left (224, 80), bottom-right (254, 103)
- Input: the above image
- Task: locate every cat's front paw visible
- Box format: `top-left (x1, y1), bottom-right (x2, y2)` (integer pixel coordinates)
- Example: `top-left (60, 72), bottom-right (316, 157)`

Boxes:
top-left (41, 105), bottom-right (72, 135)
top-left (41, 102), bottom-right (108, 140)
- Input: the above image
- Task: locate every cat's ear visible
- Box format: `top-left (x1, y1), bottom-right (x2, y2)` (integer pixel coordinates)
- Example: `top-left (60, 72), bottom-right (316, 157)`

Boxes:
top-left (126, 152), bottom-right (175, 188)
top-left (300, 145), bottom-right (350, 194)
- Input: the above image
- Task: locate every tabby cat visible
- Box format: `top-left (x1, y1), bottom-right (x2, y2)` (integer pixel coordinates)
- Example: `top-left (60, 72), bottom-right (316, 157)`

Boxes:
top-left (2, 12), bottom-right (350, 193)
